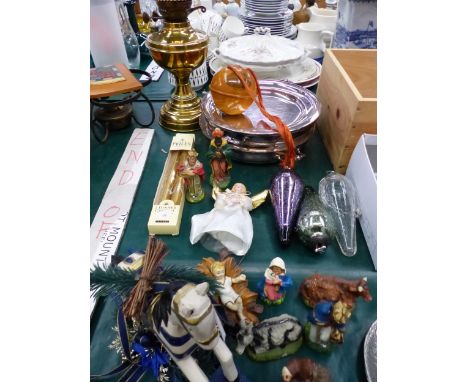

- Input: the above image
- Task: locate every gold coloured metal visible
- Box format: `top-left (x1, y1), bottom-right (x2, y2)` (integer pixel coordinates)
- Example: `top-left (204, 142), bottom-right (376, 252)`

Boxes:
top-left (176, 304), bottom-right (213, 326)
top-left (146, 0), bottom-right (208, 132)
top-left (196, 327), bottom-right (219, 346)
top-left (251, 189), bottom-right (269, 209)
top-left (211, 185), bottom-right (269, 210)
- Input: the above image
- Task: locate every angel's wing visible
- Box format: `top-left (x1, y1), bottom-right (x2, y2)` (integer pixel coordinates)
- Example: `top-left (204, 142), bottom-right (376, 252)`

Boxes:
top-left (211, 184), bottom-right (222, 201)
top-left (251, 189), bottom-right (269, 209)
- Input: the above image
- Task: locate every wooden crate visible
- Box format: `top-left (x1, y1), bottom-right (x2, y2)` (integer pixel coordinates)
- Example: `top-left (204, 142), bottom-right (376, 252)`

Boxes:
top-left (316, 49), bottom-right (377, 174)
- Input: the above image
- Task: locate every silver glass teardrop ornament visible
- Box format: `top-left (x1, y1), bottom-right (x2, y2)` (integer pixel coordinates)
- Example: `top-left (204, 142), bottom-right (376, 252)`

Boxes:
top-left (296, 186), bottom-right (335, 254)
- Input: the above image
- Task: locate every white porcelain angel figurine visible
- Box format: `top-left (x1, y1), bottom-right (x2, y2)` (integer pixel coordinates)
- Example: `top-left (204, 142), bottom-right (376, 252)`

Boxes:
top-left (190, 183), bottom-right (255, 256)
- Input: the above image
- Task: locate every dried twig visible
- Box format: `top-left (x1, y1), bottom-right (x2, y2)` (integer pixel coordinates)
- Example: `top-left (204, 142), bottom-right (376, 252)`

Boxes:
top-left (122, 236), bottom-right (169, 319)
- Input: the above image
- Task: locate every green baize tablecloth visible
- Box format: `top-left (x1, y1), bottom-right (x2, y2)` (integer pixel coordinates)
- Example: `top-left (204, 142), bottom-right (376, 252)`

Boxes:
top-left (90, 66), bottom-right (377, 382)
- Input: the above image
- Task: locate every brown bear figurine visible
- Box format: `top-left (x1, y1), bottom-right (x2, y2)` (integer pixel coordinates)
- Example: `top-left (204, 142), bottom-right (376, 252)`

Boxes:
top-left (281, 358), bottom-right (331, 382)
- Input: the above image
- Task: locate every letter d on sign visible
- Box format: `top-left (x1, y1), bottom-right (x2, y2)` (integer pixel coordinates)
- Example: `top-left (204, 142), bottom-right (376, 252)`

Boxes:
top-left (119, 170), bottom-right (134, 185)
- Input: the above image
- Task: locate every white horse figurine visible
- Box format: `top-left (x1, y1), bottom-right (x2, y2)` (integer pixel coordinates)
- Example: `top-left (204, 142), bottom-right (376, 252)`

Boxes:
top-left (151, 281), bottom-right (239, 382)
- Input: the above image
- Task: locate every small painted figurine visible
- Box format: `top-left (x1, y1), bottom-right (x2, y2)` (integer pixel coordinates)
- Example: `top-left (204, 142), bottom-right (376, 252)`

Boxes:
top-left (176, 149), bottom-right (205, 203)
top-left (299, 274), bottom-right (372, 309)
top-left (197, 257), bottom-right (261, 325)
top-left (236, 314), bottom-right (303, 361)
top-left (304, 300), bottom-right (353, 352)
top-left (91, 237), bottom-right (243, 382)
top-left (299, 274), bottom-right (372, 352)
top-left (281, 358), bottom-right (331, 382)
top-left (257, 257), bottom-right (293, 305)
top-left (207, 128), bottom-right (232, 189)
top-left (212, 260), bottom-right (247, 323)
top-left (190, 183), bottom-right (253, 256)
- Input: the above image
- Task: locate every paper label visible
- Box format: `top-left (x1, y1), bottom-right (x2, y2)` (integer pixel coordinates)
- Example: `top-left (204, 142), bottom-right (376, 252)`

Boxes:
top-left (140, 61), bottom-right (164, 82)
top-left (154, 202), bottom-right (177, 223)
top-left (170, 133), bottom-right (195, 151)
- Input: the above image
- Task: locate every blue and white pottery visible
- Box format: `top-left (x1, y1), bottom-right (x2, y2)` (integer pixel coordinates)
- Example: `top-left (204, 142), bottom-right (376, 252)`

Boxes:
top-left (332, 0), bottom-right (377, 49)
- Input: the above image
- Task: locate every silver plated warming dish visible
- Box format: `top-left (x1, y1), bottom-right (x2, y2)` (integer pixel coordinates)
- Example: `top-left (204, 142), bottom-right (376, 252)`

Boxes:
top-left (200, 80), bottom-right (321, 164)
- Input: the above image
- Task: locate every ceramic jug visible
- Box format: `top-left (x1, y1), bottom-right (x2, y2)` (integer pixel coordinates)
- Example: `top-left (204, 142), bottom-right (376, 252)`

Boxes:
top-left (297, 22), bottom-right (334, 51)
top-left (307, 4), bottom-right (337, 32)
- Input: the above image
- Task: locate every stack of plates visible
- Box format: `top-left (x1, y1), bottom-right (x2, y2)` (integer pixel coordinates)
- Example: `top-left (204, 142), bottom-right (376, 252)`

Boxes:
top-left (285, 25), bottom-right (298, 40)
top-left (239, 0), bottom-right (293, 37)
top-left (240, 10), bottom-right (293, 37)
top-left (210, 34), bottom-right (322, 88)
top-left (241, 0), bottom-right (289, 14)
top-left (200, 80), bottom-right (321, 164)
top-left (209, 56), bottom-right (321, 88)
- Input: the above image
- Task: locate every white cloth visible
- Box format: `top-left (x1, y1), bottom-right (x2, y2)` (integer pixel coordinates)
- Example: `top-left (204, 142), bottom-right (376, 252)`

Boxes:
top-left (264, 268), bottom-right (281, 283)
top-left (216, 277), bottom-right (240, 305)
top-left (190, 192), bottom-right (253, 256)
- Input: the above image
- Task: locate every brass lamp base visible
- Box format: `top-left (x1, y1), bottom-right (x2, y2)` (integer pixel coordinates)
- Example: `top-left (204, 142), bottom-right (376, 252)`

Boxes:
top-left (146, 2), bottom-right (209, 132)
top-left (159, 93), bottom-right (202, 132)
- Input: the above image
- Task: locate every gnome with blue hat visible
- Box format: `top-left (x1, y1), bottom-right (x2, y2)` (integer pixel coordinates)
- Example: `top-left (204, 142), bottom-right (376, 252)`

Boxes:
top-left (305, 300), bottom-right (353, 351)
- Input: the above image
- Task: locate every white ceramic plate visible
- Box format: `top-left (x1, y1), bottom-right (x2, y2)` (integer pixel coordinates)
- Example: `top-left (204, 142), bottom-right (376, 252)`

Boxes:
top-left (240, 10), bottom-right (293, 19)
top-left (243, 26), bottom-right (288, 32)
top-left (285, 25), bottom-right (298, 39)
top-left (244, 0), bottom-right (288, 6)
top-left (209, 56), bottom-right (321, 88)
top-left (245, 11), bottom-right (286, 16)
top-left (241, 20), bottom-right (290, 25)
top-left (241, 20), bottom-right (291, 25)
top-left (240, 19), bottom-right (292, 25)
top-left (244, 7), bottom-right (288, 13)
top-left (217, 34), bottom-right (304, 67)
top-left (245, 0), bottom-right (288, 3)
top-left (241, 17), bottom-right (291, 27)
top-left (244, 2), bottom-right (288, 8)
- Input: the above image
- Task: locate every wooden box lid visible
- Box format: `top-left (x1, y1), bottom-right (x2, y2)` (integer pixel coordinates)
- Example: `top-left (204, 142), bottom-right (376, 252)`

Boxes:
top-left (90, 63), bottom-right (143, 99)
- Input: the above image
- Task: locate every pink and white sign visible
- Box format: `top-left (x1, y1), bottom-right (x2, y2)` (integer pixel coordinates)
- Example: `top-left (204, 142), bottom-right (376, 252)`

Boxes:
top-left (90, 128), bottom-right (154, 313)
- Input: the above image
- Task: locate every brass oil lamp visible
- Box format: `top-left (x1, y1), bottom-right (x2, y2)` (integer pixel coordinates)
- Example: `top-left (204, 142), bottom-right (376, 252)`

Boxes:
top-left (146, 0), bottom-right (208, 132)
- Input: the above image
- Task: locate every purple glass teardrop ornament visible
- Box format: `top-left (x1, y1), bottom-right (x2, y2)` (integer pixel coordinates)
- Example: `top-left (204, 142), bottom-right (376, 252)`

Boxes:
top-left (270, 169), bottom-right (305, 246)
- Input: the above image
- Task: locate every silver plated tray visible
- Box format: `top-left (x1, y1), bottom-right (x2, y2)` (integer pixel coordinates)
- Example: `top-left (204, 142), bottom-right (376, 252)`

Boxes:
top-left (200, 114), bottom-right (313, 163)
top-left (200, 80), bottom-right (320, 163)
top-left (364, 321), bottom-right (377, 382)
top-left (202, 80), bottom-right (320, 138)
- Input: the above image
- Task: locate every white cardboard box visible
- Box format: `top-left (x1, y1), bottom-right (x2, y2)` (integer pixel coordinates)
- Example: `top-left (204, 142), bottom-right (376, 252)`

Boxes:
top-left (346, 134), bottom-right (377, 269)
